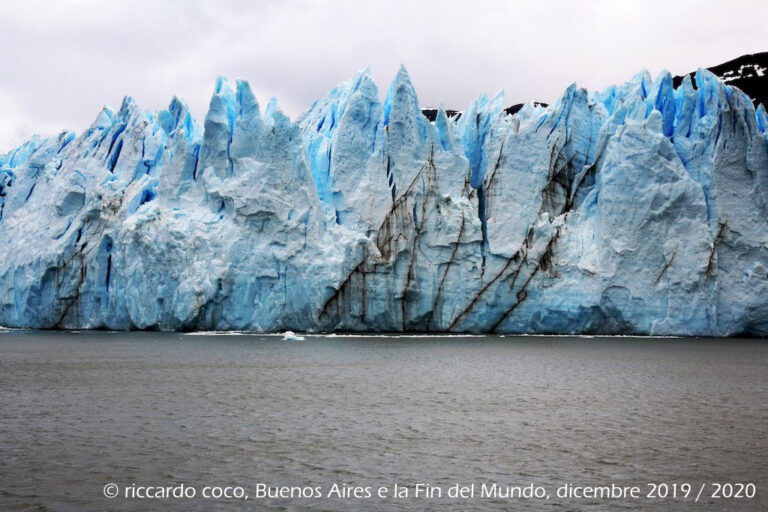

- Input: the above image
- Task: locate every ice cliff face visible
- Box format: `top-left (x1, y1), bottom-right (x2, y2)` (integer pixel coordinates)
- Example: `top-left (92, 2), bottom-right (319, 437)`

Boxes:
top-left (2, 66), bottom-right (767, 335)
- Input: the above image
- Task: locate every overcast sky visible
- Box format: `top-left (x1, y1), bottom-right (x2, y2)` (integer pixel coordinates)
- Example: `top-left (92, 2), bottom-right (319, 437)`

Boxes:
top-left (0, 0), bottom-right (765, 151)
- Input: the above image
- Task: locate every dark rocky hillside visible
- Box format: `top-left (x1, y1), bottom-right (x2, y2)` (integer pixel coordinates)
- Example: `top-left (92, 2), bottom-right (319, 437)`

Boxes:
top-left (673, 52), bottom-right (768, 108)
top-left (423, 52), bottom-right (767, 121)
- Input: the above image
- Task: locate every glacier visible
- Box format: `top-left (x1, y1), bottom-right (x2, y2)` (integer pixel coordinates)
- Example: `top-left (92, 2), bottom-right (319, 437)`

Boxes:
top-left (1, 66), bottom-right (767, 335)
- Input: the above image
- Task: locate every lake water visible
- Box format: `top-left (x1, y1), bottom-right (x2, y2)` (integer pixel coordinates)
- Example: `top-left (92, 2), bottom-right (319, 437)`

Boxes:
top-left (1, 331), bottom-right (766, 511)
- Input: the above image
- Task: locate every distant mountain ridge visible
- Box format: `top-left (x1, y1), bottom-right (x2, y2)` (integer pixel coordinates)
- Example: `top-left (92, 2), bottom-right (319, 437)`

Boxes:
top-left (673, 52), bottom-right (768, 108)
top-left (423, 52), bottom-right (767, 121)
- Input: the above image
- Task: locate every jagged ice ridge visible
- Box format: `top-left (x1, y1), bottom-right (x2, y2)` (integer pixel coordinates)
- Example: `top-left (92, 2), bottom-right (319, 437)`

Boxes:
top-left (1, 66), bottom-right (768, 335)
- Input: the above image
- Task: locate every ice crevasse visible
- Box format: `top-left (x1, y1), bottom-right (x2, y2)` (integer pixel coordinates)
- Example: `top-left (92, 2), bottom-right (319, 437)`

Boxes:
top-left (1, 66), bottom-right (767, 335)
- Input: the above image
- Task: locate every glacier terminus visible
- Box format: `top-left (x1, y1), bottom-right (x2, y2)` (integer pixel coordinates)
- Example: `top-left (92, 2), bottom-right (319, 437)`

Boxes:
top-left (1, 66), bottom-right (767, 335)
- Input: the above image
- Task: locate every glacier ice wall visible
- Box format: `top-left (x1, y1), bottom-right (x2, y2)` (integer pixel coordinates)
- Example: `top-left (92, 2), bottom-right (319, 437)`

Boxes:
top-left (1, 66), bottom-right (767, 335)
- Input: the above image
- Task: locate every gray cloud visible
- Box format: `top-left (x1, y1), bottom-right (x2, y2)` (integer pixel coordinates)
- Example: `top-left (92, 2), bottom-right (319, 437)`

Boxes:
top-left (1, 0), bottom-right (765, 150)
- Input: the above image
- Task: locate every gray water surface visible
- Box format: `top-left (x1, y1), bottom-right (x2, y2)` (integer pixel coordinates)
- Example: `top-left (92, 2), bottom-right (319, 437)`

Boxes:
top-left (1, 331), bottom-right (766, 511)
